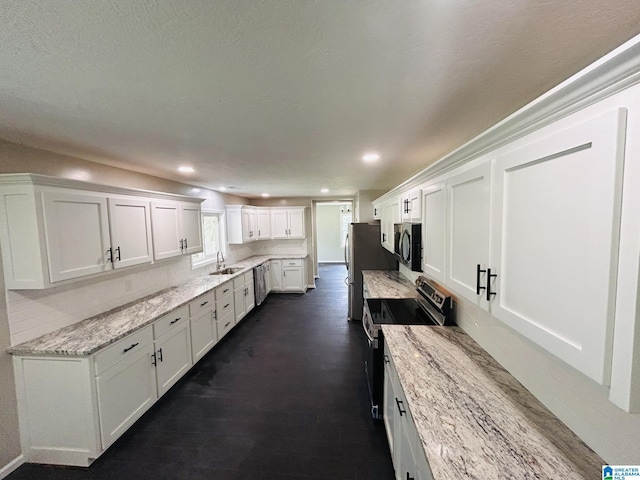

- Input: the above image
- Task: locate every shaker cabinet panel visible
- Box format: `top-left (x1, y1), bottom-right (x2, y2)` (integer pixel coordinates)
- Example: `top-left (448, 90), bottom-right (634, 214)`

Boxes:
top-left (445, 163), bottom-right (491, 307)
top-left (150, 202), bottom-right (182, 260)
top-left (42, 191), bottom-right (112, 282)
top-left (180, 203), bottom-right (203, 254)
top-left (490, 108), bottom-right (626, 384)
top-left (154, 322), bottom-right (192, 396)
top-left (422, 183), bottom-right (446, 282)
top-left (96, 342), bottom-right (157, 449)
top-left (107, 197), bottom-right (153, 269)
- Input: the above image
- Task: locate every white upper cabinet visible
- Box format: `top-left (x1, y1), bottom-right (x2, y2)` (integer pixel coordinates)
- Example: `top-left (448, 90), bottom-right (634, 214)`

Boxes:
top-left (42, 191), bottom-right (112, 282)
top-left (444, 162), bottom-right (491, 308)
top-left (400, 188), bottom-right (421, 222)
top-left (180, 202), bottom-right (203, 254)
top-left (150, 202), bottom-right (182, 260)
top-left (256, 208), bottom-right (271, 240)
top-left (271, 207), bottom-right (305, 239)
top-left (0, 175), bottom-right (203, 289)
top-left (489, 109), bottom-right (626, 384)
top-left (150, 201), bottom-right (203, 260)
top-left (421, 182), bottom-right (446, 282)
top-left (226, 205), bottom-right (256, 244)
top-left (107, 197), bottom-right (153, 269)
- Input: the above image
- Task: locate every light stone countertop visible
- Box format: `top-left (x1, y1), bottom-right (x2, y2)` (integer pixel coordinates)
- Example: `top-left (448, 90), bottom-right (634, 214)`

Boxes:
top-left (7, 254), bottom-right (306, 357)
top-left (362, 269), bottom-right (417, 299)
top-left (382, 325), bottom-right (603, 480)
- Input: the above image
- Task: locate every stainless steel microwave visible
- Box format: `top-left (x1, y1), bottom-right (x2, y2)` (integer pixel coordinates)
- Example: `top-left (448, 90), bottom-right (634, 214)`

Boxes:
top-left (394, 223), bottom-right (422, 271)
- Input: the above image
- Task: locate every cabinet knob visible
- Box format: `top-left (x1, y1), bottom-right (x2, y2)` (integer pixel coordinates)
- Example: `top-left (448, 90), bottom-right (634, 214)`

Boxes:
top-left (170, 317), bottom-right (181, 325)
top-left (123, 342), bottom-right (139, 353)
top-left (115, 246), bottom-right (121, 261)
top-left (487, 268), bottom-right (498, 301)
top-left (395, 398), bottom-right (406, 416)
top-left (157, 348), bottom-right (163, 362)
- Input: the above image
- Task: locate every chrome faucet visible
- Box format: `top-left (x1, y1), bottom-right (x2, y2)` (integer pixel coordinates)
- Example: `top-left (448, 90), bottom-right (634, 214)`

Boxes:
top-left (216, 251), bottom-right (225, 271)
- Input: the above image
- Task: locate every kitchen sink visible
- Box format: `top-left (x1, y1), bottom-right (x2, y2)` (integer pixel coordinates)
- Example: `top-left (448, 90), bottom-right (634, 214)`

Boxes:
top-left (210, 267), bottom-right (244, 276)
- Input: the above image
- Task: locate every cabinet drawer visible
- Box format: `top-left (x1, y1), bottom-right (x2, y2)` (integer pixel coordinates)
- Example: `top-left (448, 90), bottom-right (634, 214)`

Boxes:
top-left (281, 258), bottom-right (302, 267)
top-left (217, 310), bottom-right (235, 340)
top-left (189, 291), bottom-right (216, 317)
top-left (215, 281), bottom-right (233, 300)
top-left (94, 326), bottom-right (153, 375)
top-left (216, 296), bottom-right (234, 319)
top-left (153, 305), bottom-right (189, 339)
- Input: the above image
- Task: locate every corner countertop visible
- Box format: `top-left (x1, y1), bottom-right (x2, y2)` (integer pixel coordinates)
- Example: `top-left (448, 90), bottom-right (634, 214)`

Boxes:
top-left (382, 325), bottom-right (603, 479)
top-left (7, 254), bottom-right (307, 357)
top-left (362, 270), bottom-right (417, 299)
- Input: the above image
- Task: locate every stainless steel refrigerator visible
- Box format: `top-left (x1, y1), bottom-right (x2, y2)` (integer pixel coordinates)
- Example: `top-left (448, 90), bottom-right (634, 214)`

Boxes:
top-left (345, 222), bottom-right (398, 320)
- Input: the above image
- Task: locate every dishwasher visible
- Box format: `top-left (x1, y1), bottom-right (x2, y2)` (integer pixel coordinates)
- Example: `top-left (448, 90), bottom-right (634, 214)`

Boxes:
top-left (253, 264), bottom-right (267, 306)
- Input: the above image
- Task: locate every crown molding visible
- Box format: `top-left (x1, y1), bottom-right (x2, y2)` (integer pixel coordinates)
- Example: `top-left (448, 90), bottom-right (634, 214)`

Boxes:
top-left (375, 33), bottom-right (640, 204)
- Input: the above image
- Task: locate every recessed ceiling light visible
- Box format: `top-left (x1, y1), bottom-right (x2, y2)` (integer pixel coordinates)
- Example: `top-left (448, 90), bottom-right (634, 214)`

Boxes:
top-left (178, 166), bottom-right (194, 173)
top-left (219, 187), bottom-right (227, 191)
top-left (321, 188), bottom-right (329, 193)
top-left (191, 188), bottom-right (201, 193)
top-left (362, 152), bottom-right (380, 162)
top-left (261, 193), bottom-right (270, 198)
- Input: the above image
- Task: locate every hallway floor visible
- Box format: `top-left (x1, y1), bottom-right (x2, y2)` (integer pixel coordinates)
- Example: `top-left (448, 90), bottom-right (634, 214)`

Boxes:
top-left (7, 264), bottom-right (394, 480)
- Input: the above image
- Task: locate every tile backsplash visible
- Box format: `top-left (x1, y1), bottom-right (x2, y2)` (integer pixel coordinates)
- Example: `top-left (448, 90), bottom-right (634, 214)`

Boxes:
top-left (6, 256), bottom-right (195, 346)
top-left (6, 239), bottom-right (309, 346)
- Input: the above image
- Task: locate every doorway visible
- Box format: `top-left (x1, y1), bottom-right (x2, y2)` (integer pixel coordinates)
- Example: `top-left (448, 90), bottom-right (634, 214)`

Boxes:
top-left (316, 202), bottom-right (352, 264)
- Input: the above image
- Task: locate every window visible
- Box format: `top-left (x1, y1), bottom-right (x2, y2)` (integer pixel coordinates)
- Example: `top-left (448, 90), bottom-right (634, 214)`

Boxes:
top-left (191, 209), bottom-right (226, 268)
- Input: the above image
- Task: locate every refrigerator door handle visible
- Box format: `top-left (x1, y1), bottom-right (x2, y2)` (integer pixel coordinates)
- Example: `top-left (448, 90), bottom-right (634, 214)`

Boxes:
top-left (344, 233), bottom-right (349, 270)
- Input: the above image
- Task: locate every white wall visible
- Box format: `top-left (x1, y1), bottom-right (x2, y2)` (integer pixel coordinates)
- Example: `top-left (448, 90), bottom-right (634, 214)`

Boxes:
top-left (316, 204), bottom-right (344, 263)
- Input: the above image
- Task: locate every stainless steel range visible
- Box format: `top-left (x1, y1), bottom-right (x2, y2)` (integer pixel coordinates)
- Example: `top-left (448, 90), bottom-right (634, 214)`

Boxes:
top-left (363, 276), bottom-right (454, 420)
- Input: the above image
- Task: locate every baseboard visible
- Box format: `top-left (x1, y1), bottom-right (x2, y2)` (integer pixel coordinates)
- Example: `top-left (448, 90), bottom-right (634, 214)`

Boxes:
top-left (0, 454), bottom-right (24, 479)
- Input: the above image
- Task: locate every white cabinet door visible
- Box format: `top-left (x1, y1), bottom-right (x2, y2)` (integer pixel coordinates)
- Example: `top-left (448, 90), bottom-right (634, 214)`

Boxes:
top-left (234, 285), bottom-right (247, 323)
top-left (257, 209), bottom-right (271, 239)
top-left (241, 208), bottom-right (257, 242)
top-left (422, 183), bottom-right (446, 282)
top-left (282, 266), bottom-right (303, 291)
top-left (107, 198), bottom-right (153, 269)
top-left (264, 261), bottom-right (272, 294)
top-left (190, 309), bottom-right (217, 363)
top-left (96, 342), bottom-right (157, 449)
top-left (270, 260), bottom-right (283, 290)
top-left (381, 202), bottom-right (394, 252)
top-left (245, 280), bottom-right (255, 313)
top-left (490, 109), bottom-right (626, 384)
top-left (271, 210), bottom-right (289, 239)
top-left (400, 191), bottom-right (417, 222)
top-left (42, 191), bottom-right (111, 282)
top-left (287, 208), bottom-right (305, 238)
top-left (180, 203), bottom-right (203, 254)
top-left (150, 202), bottom-right (182, 260)
top-left (154, 322), bottom-right (193, 396)
top-left (445, 162), bottom-right (491, 307)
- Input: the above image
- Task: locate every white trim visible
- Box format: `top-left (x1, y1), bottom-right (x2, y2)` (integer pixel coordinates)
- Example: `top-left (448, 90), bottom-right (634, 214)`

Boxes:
top-left (375, 32), bottom-right (640, 203)
top-left (0, 173), bottom-right (204, 204)
top-left (0, 455), bottom-right (24, 479)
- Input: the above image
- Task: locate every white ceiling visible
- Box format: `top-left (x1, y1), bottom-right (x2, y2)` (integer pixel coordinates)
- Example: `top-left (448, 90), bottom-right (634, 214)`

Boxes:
top-left (1, 1), bottom-right (640, 198)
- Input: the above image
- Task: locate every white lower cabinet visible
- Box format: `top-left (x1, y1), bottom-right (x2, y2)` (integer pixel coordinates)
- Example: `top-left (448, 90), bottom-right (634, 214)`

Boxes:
top-left (153, 319), bottom-right (192, 397)
top-left (234, 270), bottom-right (255, 324)
top-left (269, 258), bottom-right (306, 293)
top-left (384, 343), bottom-right (434, 480)
top-left (96, 339), bottom-right (157, 449)
top-left (189, 291), bottom-right (218, 363)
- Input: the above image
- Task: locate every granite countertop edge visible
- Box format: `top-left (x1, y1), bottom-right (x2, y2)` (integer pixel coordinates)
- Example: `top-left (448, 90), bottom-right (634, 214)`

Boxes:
top-left (381, 324), bottom-right (603, 480)
top-left (7, 254), bottom-right (308, 357)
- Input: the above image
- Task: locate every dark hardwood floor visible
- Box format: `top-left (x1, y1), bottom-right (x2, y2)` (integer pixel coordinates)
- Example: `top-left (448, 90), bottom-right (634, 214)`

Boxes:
top-left (7, 264), bottom-right (394, 480)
